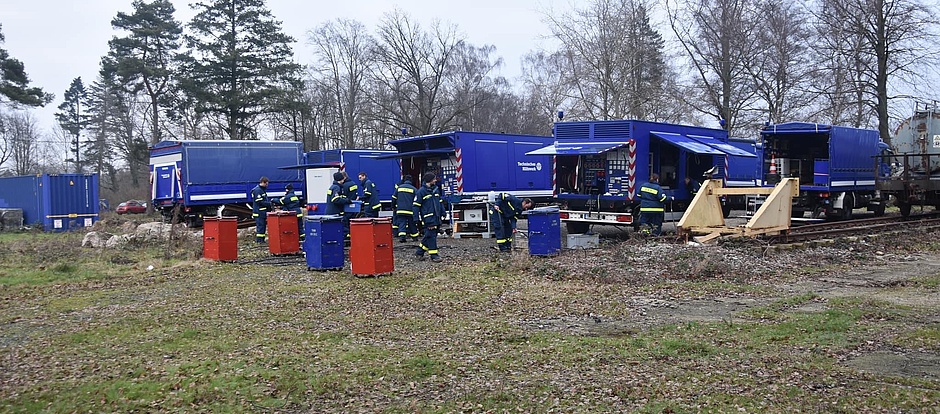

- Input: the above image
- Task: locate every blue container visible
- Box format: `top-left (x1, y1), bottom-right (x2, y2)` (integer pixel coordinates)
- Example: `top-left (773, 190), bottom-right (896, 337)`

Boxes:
top-left (0, 174), bottom-right (99, 232)
top-left (304, 215), bottom-right (345, 270)
top-left (526, 207), bottom-right (561, 256)
top-left (344, 200), bottom-right (363, 213)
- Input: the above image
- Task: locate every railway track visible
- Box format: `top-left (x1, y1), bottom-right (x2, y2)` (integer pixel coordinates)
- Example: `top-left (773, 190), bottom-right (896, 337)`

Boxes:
top-left (764, 212), bottom-right (940, 244)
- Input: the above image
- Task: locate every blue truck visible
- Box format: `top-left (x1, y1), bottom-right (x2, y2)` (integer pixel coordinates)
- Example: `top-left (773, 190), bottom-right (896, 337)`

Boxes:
top-left (381, 131), bottom-right (555, 201)
top-left (527, 119), bottom-right (756, 233)
top-left (149, 140), bottom-right (304, 226)
top-left (297, 149), bottom-right (401, 213)
top-left (0, 173), bottom-right (100, 232)
top-left (760, 122), bottom-right (887, 219)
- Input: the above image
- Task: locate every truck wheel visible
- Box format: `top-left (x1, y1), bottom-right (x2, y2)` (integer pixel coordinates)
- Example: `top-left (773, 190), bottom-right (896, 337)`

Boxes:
top-left (841, 193), bottom-right (854, 220)
top-left (872, 202), bottom-right (886, 217)
top-left (566, 222), bottom-right (589, 234)
top-left (899, 202), bottom-right (912, 217)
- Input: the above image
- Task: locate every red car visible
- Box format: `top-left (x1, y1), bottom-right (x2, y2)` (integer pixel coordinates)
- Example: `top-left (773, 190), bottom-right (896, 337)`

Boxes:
top-left (116, 200), bottom-right (147, 214)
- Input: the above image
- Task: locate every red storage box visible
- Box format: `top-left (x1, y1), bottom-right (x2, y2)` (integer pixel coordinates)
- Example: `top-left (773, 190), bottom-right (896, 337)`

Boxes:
top-left (267, 211), bottom-right (300, 255)
top-left (203, 217), bottom-right (238, 261)
top-left (349, 218), bottom-right (394, 276)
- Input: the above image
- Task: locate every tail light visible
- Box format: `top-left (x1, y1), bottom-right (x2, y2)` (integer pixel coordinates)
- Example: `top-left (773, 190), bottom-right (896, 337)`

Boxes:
top-left (616, 216), bottom-right (632, 223)
top-left (559, 212), bottom-right (569, 219)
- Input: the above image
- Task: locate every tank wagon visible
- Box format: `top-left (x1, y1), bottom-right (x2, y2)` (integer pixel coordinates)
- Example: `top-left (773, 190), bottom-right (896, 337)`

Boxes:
top-left (527, 119), bottom-right (756, 233)
top-left (878, 101), bottom-right (940, 216)
top-left (760, 122), bottom-right (887, 219)
top-left (149, 140), bottom-right (304, 226)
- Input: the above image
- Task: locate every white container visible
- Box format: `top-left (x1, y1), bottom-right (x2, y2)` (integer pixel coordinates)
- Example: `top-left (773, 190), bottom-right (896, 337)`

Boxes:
top-left (567, 233), bottom-right (599, 249)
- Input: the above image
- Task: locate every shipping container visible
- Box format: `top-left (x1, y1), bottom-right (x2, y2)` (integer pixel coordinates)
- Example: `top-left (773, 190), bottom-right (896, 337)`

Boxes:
top-left (0, 174), bottom-right (99, 231)
top-left (149, 140), bottom-right (304, 226)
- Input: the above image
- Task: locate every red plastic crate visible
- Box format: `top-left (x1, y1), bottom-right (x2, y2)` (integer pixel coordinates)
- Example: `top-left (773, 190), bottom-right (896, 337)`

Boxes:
top-left (203, 217), bottom-right (238, 261)
top-left (349, 218), bottom-right (394, 276)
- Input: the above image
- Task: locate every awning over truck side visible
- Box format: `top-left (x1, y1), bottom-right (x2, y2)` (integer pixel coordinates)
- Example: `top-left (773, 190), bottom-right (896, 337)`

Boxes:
top-left (686, 134), bottom-right (757, 157)
top-left (650, 131), bottom-right (726, 155)
top-left (373, 148), bottom-right (454, 160)
top-left (278, 162), bottom-right (340, 170)
top-left (525, 142), bottom-right (627, 156)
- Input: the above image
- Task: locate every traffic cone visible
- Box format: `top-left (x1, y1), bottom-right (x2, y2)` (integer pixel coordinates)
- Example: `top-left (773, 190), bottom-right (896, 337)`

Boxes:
top-left (769, 153), bottom-right (778, 175)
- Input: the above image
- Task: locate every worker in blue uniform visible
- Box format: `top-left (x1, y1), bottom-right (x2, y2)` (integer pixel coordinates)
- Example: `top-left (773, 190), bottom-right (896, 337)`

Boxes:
top-left (391, 175), bottom-right (419, 242)
top-left (489, 192), bottom-right (534, 252)
top-left (638, 173), bottom-right (673, 236)
top-left (279, 183), bottom-right (304, 241)
top-left (413, 172), bottom-right (445, 262)
top-left (325, 172), bottom-right (351, 237)
top-left (684, 176), bottom-right (701, 197)
top-left (251, 176), bottom-right (271, 243)
top-left (358, 172), bottom-right (381, 218)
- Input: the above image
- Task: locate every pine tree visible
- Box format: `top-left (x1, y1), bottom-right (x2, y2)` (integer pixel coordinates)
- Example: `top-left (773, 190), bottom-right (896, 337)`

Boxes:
top-left (108, 0), bottom-right (182, 144)
top-left (0, 24), bottom-right (53, 107)
top-left (181, 0), bottom-right (301, 139)
top-left (55, 78), bottom-right (91, 172)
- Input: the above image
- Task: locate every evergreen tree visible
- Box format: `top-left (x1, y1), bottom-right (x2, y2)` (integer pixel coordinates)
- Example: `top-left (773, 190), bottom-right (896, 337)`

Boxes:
top-left (0, 24), bottom-right (53, 107)
top-left (55, 78), bottom-right (91, 172)
top-left (181, 0), bottom-right (301, 139)
top-left (108, 0), bottom-right (182, 145)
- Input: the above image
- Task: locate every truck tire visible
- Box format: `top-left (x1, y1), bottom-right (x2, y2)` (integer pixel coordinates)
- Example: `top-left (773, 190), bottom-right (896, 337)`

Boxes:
top-left (566, 221), bottom-right (590, 235)
top-left (899, 202), bottom-right (912, 217)
top-left (841, 193), bottom-right (854, 220)
top-left (872, 202), bottom-right (886, 217)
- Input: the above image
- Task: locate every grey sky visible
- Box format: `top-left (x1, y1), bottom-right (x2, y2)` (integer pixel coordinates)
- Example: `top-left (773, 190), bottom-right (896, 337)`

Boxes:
top-left (0, 0), bottom-right (561, 130)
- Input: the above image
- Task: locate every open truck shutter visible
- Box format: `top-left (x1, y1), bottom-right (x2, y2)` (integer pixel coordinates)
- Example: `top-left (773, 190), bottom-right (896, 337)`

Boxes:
top-left (373, 148), bottom-right (454, 160)
top-left (526, 142), bottom-right (627, 156)
top-left (650, 131), bottom-right (726, 155)
top-left (686, 135), bottom-right (757, 157)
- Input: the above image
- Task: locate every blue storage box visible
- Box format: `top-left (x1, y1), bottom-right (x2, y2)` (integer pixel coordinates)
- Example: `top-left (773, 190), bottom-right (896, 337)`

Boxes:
top-left (525, 207), bottom-right (561, 256)
top-left (344, 200), bottom-right (363, 213)
top-left (304, 215), bottom-right (345, 270)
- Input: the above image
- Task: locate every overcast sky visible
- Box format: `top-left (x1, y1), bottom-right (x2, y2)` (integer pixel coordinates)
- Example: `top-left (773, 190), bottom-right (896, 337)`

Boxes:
top-left (0, 0), bottom-right (562, 130)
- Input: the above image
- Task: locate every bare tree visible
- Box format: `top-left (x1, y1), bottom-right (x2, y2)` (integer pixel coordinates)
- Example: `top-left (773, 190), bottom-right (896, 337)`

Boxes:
top-left (749, 0), bottom-right (815, 125)
top-left (307, 19), bottom-right (375, 148)
top-left (544, 0), bottom-right (670, 121)
top-left (1, 111), bottom-right (42, 175)
top-left (370, 10), bottom-right (462, 136)
top-left (813, 0), bottom-right (938, 143)
top-left (667, 0), bottom-right (762, 135)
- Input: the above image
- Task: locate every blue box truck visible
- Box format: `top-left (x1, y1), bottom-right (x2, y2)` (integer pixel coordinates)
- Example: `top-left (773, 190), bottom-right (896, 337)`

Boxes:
top-left (298, 149), bottom-right (401, 214)
top-left (382, 131), bottom-right (555, 201)
top-left (0, 173), bottom-right (100, 232)
top-left (149, 140), bottom-right (304, 226)
top-left (527, 119), bottom-right (756, 233)
top-left (760, 122), bottom-right (886, 219)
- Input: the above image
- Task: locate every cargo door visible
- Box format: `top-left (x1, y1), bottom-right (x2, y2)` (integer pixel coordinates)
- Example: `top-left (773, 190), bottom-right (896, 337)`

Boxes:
top-left (42, 174), bottom-right (99, 232)
top-left (472, 140), bottom-right (511, 192)
top-left (152, 163), bottom-right (179, 203)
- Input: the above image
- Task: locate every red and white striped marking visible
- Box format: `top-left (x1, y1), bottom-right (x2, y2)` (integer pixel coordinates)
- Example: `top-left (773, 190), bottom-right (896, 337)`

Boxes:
top-left (552, 156), bottom-right (557, 196)
top-left (723, 155), bottom-right (729, 186)
top-left (627, 139), bottom-right (637, 200)
top-left (338, 162), bottom-right (346, 172)
top-left (455, 148), bottom-right (464, 194)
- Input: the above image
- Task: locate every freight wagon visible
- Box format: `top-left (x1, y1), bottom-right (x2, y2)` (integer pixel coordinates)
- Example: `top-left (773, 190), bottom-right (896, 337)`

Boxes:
top-left (760, 122), bottom-right (887, 219)
top-left (877, 101), bottom-right (940, 216)
top-left (291, 149), bottom-right (401, 213)
top-left (527, 119), bottom-right (756, 233)
top-left (149, 140), bottom-right (304, 226)
top-left (380, 131), bottom-right (555, 237)
top-left (0, 173), bottom-right (99, 232)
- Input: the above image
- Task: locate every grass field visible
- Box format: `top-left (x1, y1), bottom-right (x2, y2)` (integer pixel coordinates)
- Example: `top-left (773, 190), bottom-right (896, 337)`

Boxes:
top-left (1, 228), bottom-right (939, 413)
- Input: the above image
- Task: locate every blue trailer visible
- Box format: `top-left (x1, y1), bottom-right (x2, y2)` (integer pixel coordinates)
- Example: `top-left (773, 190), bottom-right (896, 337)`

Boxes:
top-left (760, 122), bottom-right (886, 219)
top-left (527, 119), bottom-right (756, 233)
top-left (298, 149), bottom-right (401, 213)
top-left (0, 173), bottom-right (99, 232)
top-left (149, 140), bottom-right (304, 226)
